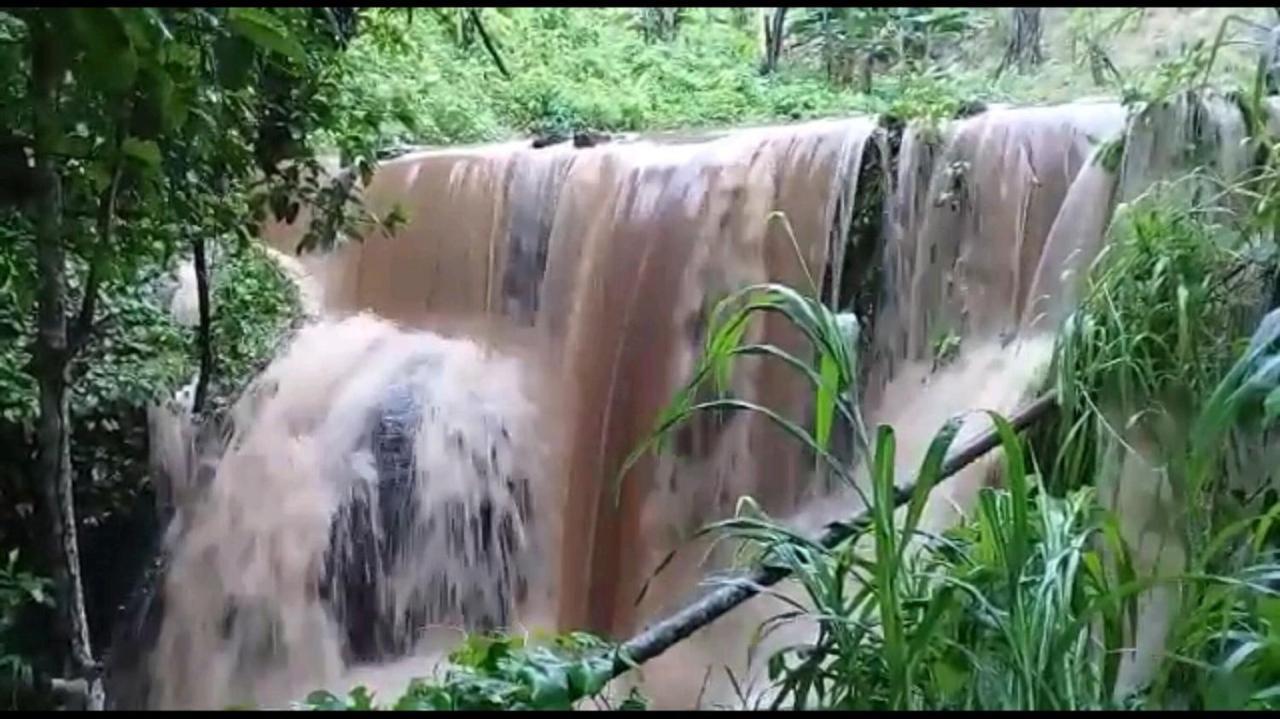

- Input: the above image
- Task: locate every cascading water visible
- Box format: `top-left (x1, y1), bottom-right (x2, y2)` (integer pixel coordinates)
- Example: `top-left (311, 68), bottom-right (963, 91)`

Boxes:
top-left (261, 118), bottom-right (884, 642)
top-left (120, 92), bottom-right (1259, 709)
top-left (140, 316), bottom-right (563, 709)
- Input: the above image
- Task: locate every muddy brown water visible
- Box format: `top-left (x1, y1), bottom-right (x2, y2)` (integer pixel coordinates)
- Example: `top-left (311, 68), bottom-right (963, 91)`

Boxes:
top-left (134, 95), bottom-right (1258, 708)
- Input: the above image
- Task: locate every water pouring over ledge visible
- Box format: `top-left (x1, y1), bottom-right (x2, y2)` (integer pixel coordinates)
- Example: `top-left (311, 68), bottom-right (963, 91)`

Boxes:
top-left (124, 94), bottom-right (1256, 708)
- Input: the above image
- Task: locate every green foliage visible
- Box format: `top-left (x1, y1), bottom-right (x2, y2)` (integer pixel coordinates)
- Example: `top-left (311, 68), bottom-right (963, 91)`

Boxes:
top-left (713, 392), bottom-right (1280, 709)
top-left (1142, 306), bottom-right (1280, 709)
top-left (300, 633), bottom-right (640, 711)
top-left (0, 232), bottom-right (188, 531)
top-left (868, 66), bottom-right (986, 127)
top-left (207, 242), bottom-right (301, 404)
top-left (0, 550), bottom-right (50, 700)
top-left (1065, 8), bottom-right (1144, 87)
top-left (0, 216), bottom-right (37, 427)
top-left (790, 7), bottom-right (983, 86)
top-left (930, 328), bottom-right (962, 370)
top-left (1050, 181), bottom-right (1262, 496)
top-left (1119, 40), bottom-right (1218, 109)
top-left (0, 235), bottom-right (299, 531)
top-left (618, 279), bottom-right (867, 502)
top-left (323, 8), bottom-right (1013, 147)
top-left (718, 423), bottom-right (1142, 710)
top-left (1106, 13), bottom-right (1268, 112)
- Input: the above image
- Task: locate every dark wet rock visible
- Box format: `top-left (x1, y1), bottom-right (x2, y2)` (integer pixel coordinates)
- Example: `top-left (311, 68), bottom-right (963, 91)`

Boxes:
top-left (954, 100), bottom-right (989, 119)
top-left (318, 382), bottom-right (531, 664)
top-left (531, 132), bottom-right (569, 149)
top-left (573, 131), bottom-right (612, 148)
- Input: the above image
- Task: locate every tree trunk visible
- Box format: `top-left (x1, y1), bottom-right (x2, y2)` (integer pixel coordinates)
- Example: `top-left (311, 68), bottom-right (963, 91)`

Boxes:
top-left (821, 7), bottom-right (833, 83)
top-left (190, 236), bottom-right (214, 415)
top-left (859, 52), bottom-right (874, 94)
top-left (29, 18), bottom-right (104, 711)
top-left (997, 7), bottom-right (1044, 77)
top-left (760, 7), bottom-right (788, 75)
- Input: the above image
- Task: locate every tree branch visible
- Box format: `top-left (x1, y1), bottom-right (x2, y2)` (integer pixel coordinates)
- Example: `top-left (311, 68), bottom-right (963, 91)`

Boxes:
top-left (71, 95), bottom-right (131, 355)
top-left (609, 391), bottom-right (1058, 676)
top-left (70, 162), bottom-right (123, 354)
top-left (468, 8), bottom-right (510, 79)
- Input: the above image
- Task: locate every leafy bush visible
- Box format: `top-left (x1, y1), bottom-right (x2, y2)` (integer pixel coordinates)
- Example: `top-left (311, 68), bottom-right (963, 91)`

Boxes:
top-left (208, 241), bottom-right (302, 404)
top-left (0, 550), bottom-right (50, 703)
top-left (301, 633), bottom-right (642, 711)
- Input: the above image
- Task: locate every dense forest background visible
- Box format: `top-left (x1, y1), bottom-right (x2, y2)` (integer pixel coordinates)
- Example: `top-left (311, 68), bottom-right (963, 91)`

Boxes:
top-left (325, 7), bottom-right (1275, 145)
top-left (1, 6), bottom-right (1278, 709)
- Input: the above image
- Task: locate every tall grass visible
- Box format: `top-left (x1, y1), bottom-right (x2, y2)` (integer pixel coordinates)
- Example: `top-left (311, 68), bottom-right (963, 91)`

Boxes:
top-left (1049, 179), bottom-right (1261, 501)
top-left (618, 280), bottom-right (868, 503)
top-left (711, 422), bottom-right (1146, 710)
top-left (617, 266), bottom-right (1147, 709)
top-left (1142, 307), bottom-right (1280, 710)
top-left (621, 216), bottom-right (1280, 709)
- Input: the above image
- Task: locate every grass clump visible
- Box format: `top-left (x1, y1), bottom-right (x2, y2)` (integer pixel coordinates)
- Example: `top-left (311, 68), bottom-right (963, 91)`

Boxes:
top-left (1050, 180), bottom-right (1264, 496)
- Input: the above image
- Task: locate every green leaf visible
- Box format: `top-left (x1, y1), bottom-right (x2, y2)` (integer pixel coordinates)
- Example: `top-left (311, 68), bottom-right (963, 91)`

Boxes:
top-left (121, 138), bottom-right (161, 169)
top-left (67, 8), bottom-right (138, 93)
top-left (347, 686), bottom-right (374, 710)
top-left (814, 353), bottom-right (837, 451)
top-left (215, 33), bottom-right (257, 89)
top-left (1206, 668), bottom-right (1253, 710)
top-left (303, 689), bottom-right (343, 710)
top-left (227, 8), bottom-right (308, 65)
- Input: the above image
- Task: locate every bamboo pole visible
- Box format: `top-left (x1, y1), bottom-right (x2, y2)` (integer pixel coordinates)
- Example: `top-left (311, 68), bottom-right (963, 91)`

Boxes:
top-left (610, 391), bottom-right (1058, 675)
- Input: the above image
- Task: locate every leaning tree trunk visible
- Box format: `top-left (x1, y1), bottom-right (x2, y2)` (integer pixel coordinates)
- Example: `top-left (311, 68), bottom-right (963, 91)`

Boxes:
top-left (997, 7), bottom-right (1044, 77)
top-left (821, 7), bottom-right (834, 82)
top-left (467, 9), bottom-right (510, 79)
top-left (760, 7), bottom-right (788, 75)
top-left (29, 18), bottom-right (104, 711)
